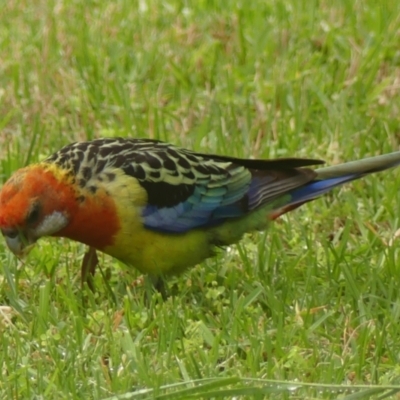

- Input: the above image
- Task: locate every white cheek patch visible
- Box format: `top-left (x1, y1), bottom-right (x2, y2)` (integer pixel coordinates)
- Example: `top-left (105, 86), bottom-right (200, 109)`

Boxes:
top-left (34, 211), bottom-right (69, 237)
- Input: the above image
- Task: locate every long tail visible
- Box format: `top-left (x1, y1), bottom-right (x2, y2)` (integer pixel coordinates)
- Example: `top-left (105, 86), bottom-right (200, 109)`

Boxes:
top-left (271, 151), bottom-right (400, 218)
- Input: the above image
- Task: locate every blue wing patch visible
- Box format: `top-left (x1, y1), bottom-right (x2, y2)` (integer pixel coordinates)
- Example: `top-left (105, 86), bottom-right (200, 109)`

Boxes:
top-left (142, 174), bottom-right (252, 233)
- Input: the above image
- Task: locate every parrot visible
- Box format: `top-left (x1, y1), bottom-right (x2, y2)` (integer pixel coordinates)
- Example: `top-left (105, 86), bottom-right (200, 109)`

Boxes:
top-left (0, 137), bottom-right (399, 292)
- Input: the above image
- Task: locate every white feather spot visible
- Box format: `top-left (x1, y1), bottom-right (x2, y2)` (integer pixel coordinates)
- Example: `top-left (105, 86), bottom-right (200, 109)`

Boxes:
top-left (34, 211), bottom-right (68, 237)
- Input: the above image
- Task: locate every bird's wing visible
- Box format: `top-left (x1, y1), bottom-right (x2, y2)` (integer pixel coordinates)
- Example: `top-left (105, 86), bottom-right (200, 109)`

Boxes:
top-left (46, 138), bottom-right (323, 233)
top-left (110, 139), bottom-right (322, 233)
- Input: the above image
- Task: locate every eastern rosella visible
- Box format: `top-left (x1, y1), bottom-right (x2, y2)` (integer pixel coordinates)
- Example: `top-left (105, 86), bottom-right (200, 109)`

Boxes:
top-left (0, 138), bottom-right (399, 289)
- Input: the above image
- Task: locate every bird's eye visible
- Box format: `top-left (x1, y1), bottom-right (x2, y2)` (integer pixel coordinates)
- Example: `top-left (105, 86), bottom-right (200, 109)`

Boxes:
top-left (26, 202), bottom-right (41, 225)
top-left (1, 228), bottom-right (18, 239)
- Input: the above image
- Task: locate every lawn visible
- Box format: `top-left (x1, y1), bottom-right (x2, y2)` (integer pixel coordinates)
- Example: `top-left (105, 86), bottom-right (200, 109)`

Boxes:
top-left (1, 1), bottom-right (400, 398)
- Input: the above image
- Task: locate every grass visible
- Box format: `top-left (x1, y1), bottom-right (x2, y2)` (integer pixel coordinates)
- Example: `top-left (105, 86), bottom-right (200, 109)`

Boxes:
top-left (1, 0), bottom-right (400, 398)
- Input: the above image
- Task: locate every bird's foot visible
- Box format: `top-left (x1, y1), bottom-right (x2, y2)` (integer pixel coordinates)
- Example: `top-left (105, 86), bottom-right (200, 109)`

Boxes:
top-left (143, 275), bottom-right (167, 304)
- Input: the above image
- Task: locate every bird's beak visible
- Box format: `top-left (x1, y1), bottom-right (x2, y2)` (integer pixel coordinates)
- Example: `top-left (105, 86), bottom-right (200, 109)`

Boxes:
top-left (1, 229), bottom-right (36, 256)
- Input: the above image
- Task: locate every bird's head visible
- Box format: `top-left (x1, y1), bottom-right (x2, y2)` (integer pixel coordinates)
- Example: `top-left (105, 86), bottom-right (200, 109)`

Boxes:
top-left (0, 165), bottom-right (75, 256)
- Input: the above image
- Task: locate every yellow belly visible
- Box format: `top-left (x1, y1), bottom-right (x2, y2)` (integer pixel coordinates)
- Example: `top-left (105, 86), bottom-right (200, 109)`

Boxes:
top-left (105, 226), bottom-right (213, 275)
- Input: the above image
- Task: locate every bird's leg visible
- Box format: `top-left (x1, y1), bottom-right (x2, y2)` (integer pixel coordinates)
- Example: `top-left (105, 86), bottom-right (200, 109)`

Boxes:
top-left (143, 275), bottom-right (167, 302)
top-left (81, 246), bottom-right (98, 290)
top-left (152, 275), bottom-right (167, 299)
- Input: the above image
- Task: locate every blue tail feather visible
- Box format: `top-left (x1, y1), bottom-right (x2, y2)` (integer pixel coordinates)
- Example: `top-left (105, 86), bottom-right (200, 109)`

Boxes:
top-left (289, 174), bottom-right (358, 205)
